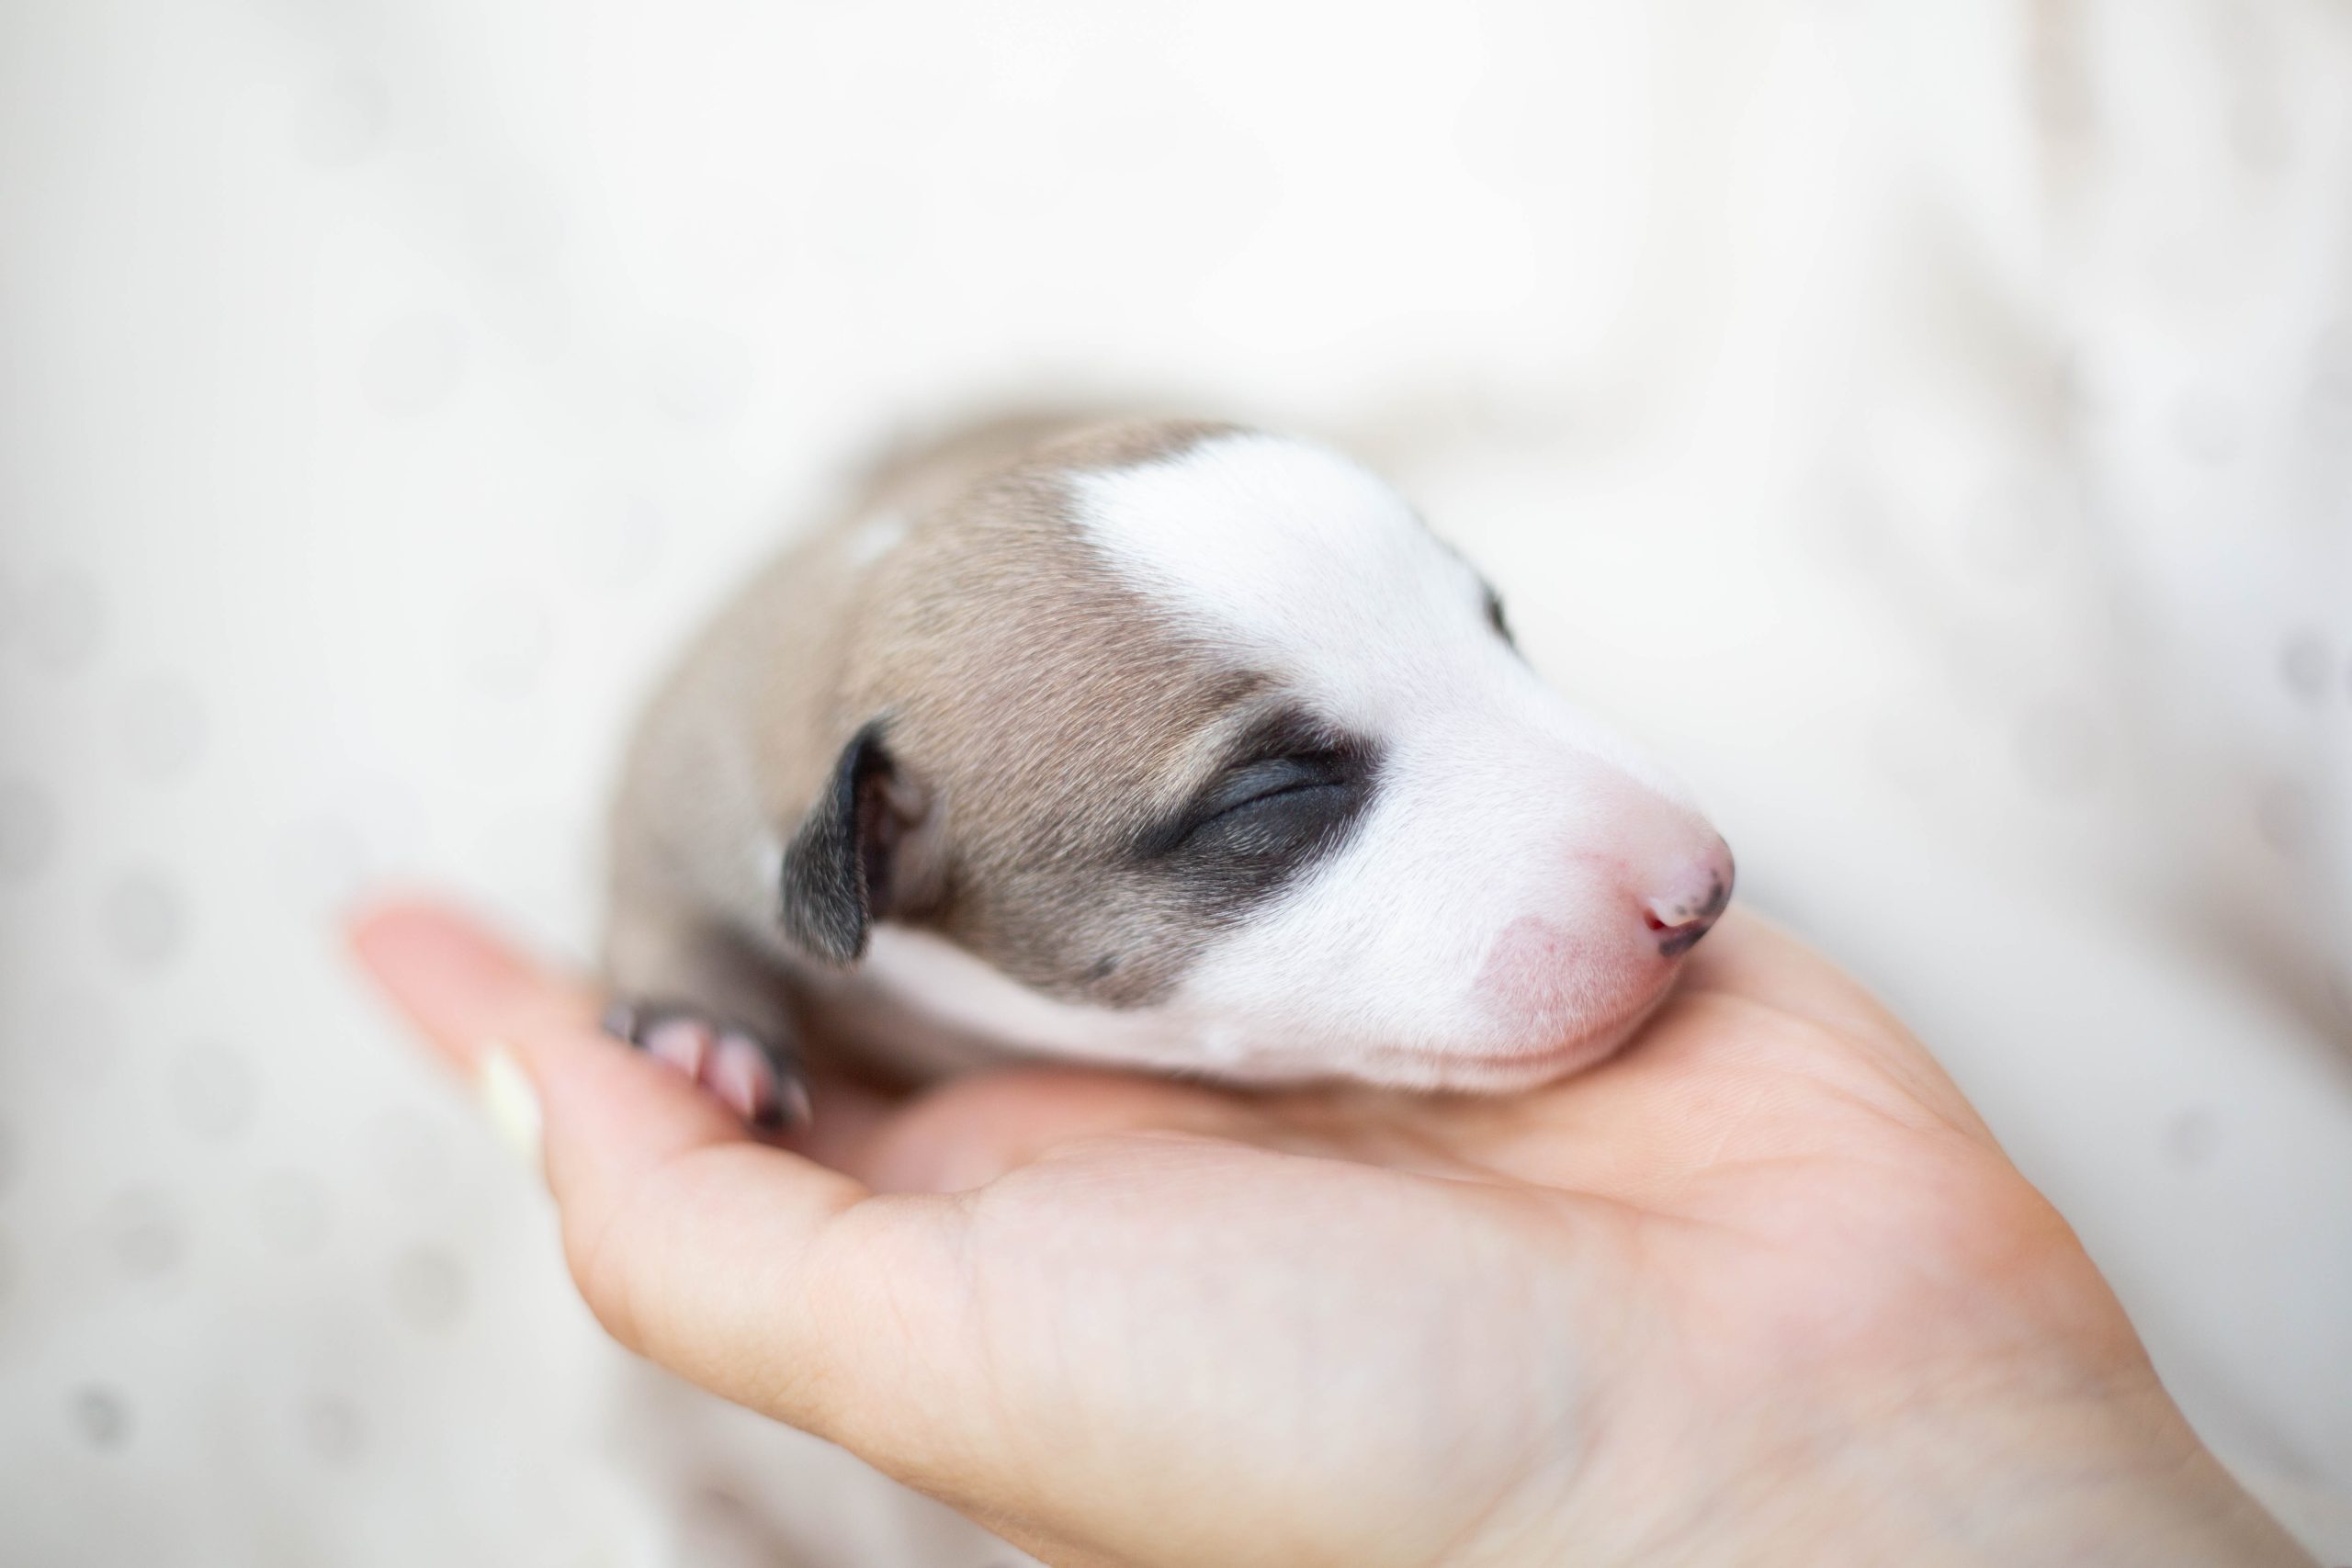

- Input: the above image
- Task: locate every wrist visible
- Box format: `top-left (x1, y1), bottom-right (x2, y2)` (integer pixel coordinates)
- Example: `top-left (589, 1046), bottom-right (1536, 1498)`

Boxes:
top-left (1487, 1369), bottom-right (2315, 1568)
top-left (1742, 1371), bottom-right (2315, 1568)
top-left (1910, 1375), bottom-right (2313, 1568)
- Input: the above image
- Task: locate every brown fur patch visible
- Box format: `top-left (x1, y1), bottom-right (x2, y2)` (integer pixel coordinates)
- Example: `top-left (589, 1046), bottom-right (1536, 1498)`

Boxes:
top-left (833, 419), bottom-right (1267, 1004)
top-left (609, 413), bottom-right (1284, 1011)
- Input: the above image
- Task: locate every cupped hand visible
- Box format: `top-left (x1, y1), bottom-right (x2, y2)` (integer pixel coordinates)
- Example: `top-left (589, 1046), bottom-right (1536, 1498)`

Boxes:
top-left (348, 902), bottom-right (2310, 1568)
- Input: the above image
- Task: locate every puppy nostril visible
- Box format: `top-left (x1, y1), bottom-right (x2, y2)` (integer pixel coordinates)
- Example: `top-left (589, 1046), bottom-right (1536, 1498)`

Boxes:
top-left (1643, 879), bottom-right (1722, 931)
top-left (1641, 843), bottom-right (1734, 957)
top-left (1652, 909), bottom-right (1719, 958)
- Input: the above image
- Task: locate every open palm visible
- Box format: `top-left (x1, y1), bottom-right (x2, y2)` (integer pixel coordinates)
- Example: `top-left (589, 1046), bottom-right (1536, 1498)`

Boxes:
top-left (352, 904), bottom-right (2302, 1568)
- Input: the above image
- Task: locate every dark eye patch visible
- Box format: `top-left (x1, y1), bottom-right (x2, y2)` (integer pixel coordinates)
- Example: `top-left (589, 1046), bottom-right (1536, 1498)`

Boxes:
top-left (1132, 706), bottom-right (1378, 916)
top-left (1177, 753), bottom-right (1357, 862)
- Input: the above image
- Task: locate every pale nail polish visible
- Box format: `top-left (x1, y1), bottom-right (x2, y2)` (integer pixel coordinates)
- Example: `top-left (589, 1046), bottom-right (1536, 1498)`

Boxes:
top-left (477, 1042), bottom-right (544, 1170)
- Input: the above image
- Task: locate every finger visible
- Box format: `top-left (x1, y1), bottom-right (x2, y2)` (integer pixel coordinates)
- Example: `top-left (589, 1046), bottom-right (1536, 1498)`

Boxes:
top-left (347, 895), bottom-right (865, 1151)
top-left (346, 894), bottom-right (605, 1072)
top-left (347, 896), bottom-right (778, 1219)
top-left (344, 900), bottom-right (984, 1479)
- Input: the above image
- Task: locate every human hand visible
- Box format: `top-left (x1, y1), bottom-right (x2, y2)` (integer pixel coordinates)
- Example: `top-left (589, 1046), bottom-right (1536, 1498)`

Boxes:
top-left (349, 900), bottom-right (2312, 1568)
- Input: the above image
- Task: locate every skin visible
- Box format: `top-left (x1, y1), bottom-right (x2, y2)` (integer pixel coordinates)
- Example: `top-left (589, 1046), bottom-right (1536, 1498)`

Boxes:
top-left (350, 900), bottom-right (2315, 1568)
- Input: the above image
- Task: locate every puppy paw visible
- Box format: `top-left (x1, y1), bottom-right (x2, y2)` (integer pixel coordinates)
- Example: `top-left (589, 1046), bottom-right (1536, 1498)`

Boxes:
top-left (600, 998), bottom-right (813, 1131)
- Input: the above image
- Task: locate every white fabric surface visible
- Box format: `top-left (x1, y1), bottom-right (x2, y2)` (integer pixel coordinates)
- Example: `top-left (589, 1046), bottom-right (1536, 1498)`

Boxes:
top-left (1, 1), bottom-right (2347, 1562)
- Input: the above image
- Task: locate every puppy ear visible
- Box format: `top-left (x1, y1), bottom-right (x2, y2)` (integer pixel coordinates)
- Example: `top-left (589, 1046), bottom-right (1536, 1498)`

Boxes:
top-left (777, 720), bottom-right (923, 964)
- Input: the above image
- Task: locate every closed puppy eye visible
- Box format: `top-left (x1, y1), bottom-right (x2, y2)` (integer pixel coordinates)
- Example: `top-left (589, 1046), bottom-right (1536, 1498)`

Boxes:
top-left (1196, 753), bottom-right (1351, 819)
top-left (1134, 720), bottom-right (1375, 865)
top-left (1180, 774), bottom-right (1351, 861)
top-left (1163, 744), bottom-right (1368, 863)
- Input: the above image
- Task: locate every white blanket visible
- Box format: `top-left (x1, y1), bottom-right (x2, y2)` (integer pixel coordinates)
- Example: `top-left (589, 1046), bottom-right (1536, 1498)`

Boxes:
top-left (1, 0), bottom-right (2346, 1562)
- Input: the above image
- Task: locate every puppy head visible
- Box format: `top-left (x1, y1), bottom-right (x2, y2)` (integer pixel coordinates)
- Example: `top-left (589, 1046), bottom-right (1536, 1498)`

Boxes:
top-left (783, 421), bottom-right (1732, 1091)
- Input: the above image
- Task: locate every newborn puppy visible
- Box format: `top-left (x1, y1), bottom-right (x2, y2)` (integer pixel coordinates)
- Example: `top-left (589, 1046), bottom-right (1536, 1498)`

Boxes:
top-left (605, 415), bottom-right (1732, 1122)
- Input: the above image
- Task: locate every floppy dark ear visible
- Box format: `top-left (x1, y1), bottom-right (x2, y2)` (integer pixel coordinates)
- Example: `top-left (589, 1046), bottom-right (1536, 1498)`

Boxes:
top-left (777, 720), bottom-right (912, 964)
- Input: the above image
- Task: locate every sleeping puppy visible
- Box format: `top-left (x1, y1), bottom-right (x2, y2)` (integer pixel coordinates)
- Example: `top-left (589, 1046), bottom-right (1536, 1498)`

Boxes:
top-left (604, 415), bottom-right (1732, 1122)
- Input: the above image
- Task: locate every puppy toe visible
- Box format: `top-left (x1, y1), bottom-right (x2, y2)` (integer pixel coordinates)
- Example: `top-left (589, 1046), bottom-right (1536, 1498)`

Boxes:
top-left (641, 1015), bottom-right (717, 1079)
top-left (708, 1032), bottom-right (773, 1125)
top-left (602, 999), bottom-right (810, 1131)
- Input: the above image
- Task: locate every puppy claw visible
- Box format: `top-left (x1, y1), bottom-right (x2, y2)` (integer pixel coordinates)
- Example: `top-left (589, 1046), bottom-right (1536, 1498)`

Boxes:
top-left (601, 999), bottom-right (811, 1131)
top-left (710, 1032), bottom-right (776, 1127)
top-left (641, 1014), bottom-right (715, 1079)
top-left (776, 1074), bottom-right (814, 1132)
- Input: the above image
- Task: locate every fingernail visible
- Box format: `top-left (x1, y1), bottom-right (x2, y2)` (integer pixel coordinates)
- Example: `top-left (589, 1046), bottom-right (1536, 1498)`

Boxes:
top-left (477, 1042), bottom-right (544, 1170)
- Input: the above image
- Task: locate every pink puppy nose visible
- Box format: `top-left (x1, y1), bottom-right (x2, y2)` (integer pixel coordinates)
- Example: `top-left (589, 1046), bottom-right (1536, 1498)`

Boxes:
top-left (1642, 835), bottom-right (1735, 957)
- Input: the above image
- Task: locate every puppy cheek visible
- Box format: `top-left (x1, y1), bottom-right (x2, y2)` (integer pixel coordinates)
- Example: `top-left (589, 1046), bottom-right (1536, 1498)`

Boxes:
top-left (1471, 914), bottom-right (1656, 1043)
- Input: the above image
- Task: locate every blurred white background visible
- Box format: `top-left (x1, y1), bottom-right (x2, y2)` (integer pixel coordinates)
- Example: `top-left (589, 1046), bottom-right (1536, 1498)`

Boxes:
top-left (1, 1), bottom-right (2347, 1563)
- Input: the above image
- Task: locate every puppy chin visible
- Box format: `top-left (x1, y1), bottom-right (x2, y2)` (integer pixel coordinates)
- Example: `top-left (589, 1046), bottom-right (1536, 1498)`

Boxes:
top-left (1397, 971), bottom-right (1681, 1094)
